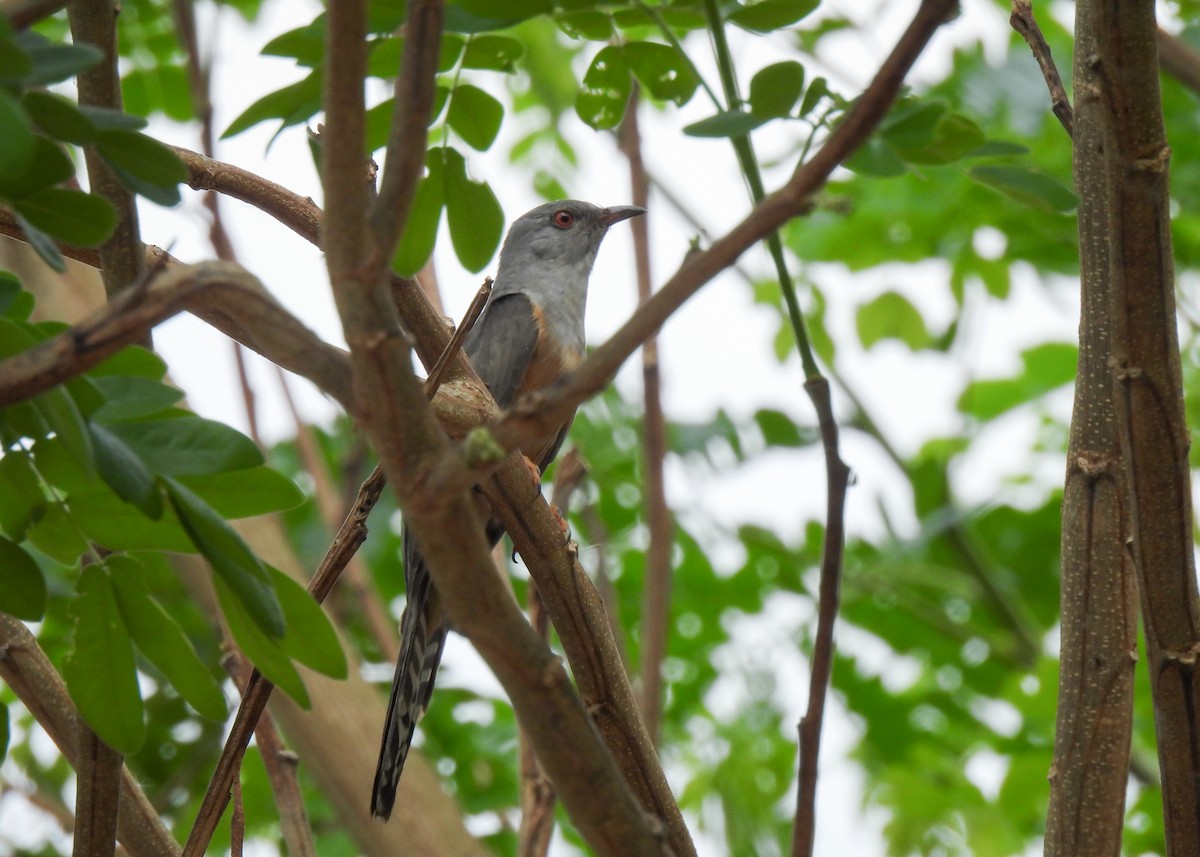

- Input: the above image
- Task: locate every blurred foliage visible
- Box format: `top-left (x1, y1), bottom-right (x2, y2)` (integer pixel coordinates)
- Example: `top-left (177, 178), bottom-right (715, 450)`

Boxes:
top-left (4, 0), bottom-right (1200, 855)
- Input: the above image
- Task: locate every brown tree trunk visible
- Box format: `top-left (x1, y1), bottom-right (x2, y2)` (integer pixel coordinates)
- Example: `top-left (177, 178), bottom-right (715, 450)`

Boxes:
top-left (1050, 0), bottom-right (1200, 854)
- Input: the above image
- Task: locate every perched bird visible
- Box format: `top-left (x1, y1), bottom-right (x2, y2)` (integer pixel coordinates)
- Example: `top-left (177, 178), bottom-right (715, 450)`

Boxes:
top-left (371, 199), bottom-right (645, 820)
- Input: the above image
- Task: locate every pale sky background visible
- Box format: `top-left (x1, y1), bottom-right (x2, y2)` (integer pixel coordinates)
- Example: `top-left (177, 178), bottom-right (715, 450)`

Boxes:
top-left (1, 0), bottom-right (1089, 854)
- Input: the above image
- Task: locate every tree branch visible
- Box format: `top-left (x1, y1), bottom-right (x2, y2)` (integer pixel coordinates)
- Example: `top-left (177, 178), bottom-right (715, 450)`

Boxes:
top-left (618, 89), bottom-right (673, 747)
top-left (0, 259), bottom-right (355, 414)
top-left (67, 0), bottom-right (144, 306)
top-left (1010, 0), bottom-right (1073, 136)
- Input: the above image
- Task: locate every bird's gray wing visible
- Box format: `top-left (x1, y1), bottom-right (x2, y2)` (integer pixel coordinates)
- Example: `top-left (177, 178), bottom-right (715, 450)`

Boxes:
top-left (464, 292), bottom-right (540, 409)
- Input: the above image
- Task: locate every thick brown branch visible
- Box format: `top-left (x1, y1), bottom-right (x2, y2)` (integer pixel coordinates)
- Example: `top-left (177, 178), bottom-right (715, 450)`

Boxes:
top-left (171, 147), bottom-right (323, 247)
top-left (0, 260), bottom-right (355, 413)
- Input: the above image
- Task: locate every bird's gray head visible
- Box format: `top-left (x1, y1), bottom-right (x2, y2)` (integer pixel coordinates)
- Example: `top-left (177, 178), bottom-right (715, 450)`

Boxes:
top-left (494, 200), bottom-right (645, 288)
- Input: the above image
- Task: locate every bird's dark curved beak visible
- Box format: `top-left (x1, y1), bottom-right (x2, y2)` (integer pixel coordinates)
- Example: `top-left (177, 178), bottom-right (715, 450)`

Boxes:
top-left (600, 205), bottom-right (647, 227)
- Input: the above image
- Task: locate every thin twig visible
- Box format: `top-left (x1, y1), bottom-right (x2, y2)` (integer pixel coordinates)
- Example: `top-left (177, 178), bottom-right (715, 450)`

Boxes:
top-left (424, 277), bottom-right (492, 395)
top-left (618, 88), bottom-right (673, 746)
top-left (789, 378), bottom-right (851, 857)
top-left (224, 652), bottom-right (317, 857)
top-left (1010, 0), bottom-right (1073, 136)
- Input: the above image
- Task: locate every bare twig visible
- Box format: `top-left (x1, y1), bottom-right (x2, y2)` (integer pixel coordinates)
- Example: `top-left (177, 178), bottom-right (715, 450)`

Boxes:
top-left (618, 89), bottom-right (673, 746)
top-left (224, 653), bottom-right (317, 857)
top-left (789, 378), bottom-right (852, 857)
top-left (424, 277), bottom-right (492, 395)
top-left (1010, 0), bottom-right (1073, 135)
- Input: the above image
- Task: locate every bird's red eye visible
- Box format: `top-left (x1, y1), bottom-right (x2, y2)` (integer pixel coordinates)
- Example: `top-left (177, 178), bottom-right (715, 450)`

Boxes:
top-left (552, 210), bottom-right (575, 229)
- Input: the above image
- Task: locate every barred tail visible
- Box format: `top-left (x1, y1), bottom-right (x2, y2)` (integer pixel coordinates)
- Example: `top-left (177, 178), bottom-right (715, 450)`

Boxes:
top-left (371, 553), bottom-right (447, 821)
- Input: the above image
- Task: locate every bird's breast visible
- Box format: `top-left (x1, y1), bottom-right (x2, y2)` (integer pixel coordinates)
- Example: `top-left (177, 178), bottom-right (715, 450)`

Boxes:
top-left (517, 301), bottom-right (583, 399)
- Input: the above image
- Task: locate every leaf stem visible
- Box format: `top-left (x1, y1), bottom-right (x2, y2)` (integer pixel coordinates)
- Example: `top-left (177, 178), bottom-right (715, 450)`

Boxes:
top-left (702, 0), bottom-right (820, 380)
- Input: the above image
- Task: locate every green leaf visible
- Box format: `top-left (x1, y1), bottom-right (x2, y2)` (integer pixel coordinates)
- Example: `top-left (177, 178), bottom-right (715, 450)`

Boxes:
top-left (67, 492), bottom-right (194, 552)
top-left (444, 149), bottom-right (503, 272)
top-left (32, 384), bottom-right (94, 476)
top-left (222, 70), bottom-right (323, 139)
top-left (970, 165), bottom-right (1078, 213)
top-left (901, 113), bottom-right (986, 165)
top-left (0, 135), bottom-right (76, 199)
top-left (622, 42), bottom-right (699, 106)
top-left (754, 408), bottom-right (809, 448)
top-left (63, 565), bottom-right (146, 753)
top-left (22, 90), bottom-right (98, 143)
top-left (77, 105), bottom-right (146, 131)
top-left (108, 555), bottom-right (227, 721)
top-left (556, 10), bottom-right (614, 41)
top-left (683, 110), bottom-right (769, 138)
top-left (14, 187), bottom-right (117, 246)
top-left (164, 476), bottom-right (286, 638)
top-left (178, 466), bottom-right (304, 518)
top-left (102, 415), bottom-right (262, 476)
top-left (0, 271), bottom-right (34, 320)
top-left (749, 61), bottom-right (805, 117)
top-left (121, 64), bottom-right (194, 123)
top-left (881, 100), bottom-right (946, 150)
top-left (96, 130), bottom-right (187, 207)
top-left (856, 291), bottom-right (932, 350)
top-left (89, 376), bottom-right (183, 423)
top-left (88, 422), bottom-right (163, 519)
top-left (843, 137), bottom-right (907, 177)
top-left (0, 536), bottom-right (46, 619)
top-left (12, 211), bottom-right (66, 272)
top-left (268, 566), bottom-right (347, 678)
top-left (214, 575), bottom-right (308, 707)
top-left (0, 701), bottom-right (8, 762)
top-left (461, 34), bottom-right (524, 72)
top-left (20, 38), bottom-right (104, 86)
top-left (0, 451), bottom-right (43, 540)
top-left (576, 45), bottom-right (631, 130)
top-left (0, 33), bottom-right (33, 81)
top-left (262, 22), bottom-right (326, 65)
top-left (447, 84), bottom-right (504, 151)
top-left (391, 149), bottom-right (445, 276)
top-left (0, 89), bottom-right (35, 184)
top-left (89, 343), bottom-right (168, 379)
top-left (26, 502), bottom-right (89, 564)
top-left (726, 0), bottom-right (819, 32)
top-left (957, 342), bottom-right (1079, 420)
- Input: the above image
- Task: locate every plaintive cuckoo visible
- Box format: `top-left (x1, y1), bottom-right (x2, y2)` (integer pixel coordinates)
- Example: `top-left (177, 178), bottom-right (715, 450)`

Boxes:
top-left (371, 199), bottom-right (645, 820)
